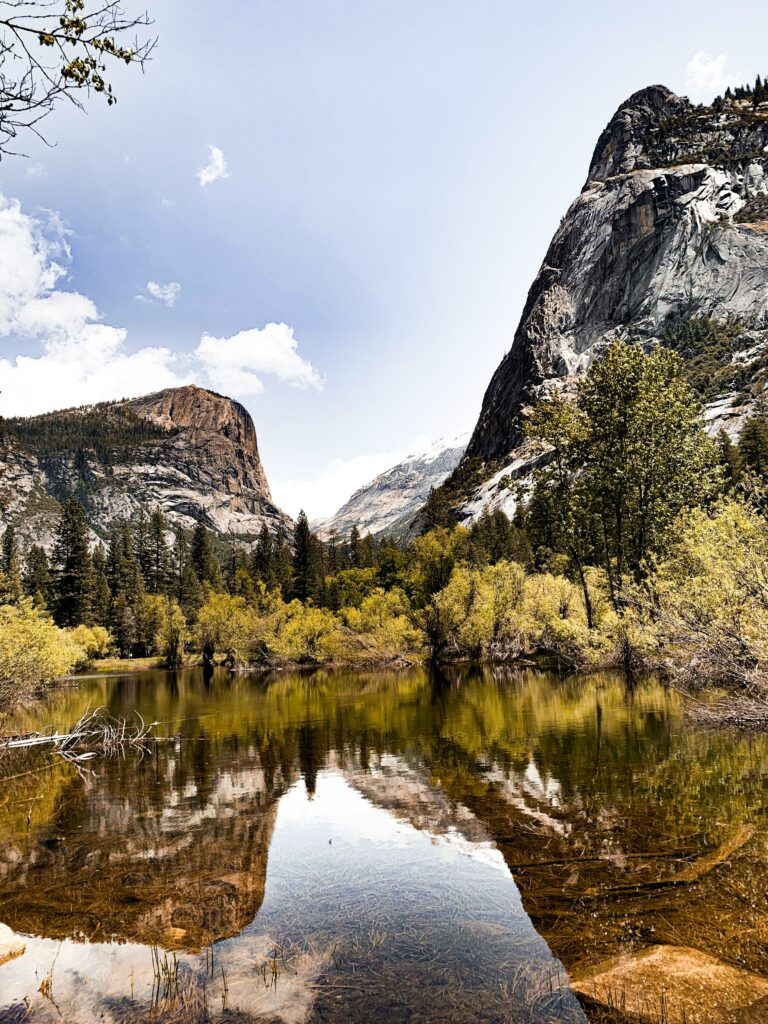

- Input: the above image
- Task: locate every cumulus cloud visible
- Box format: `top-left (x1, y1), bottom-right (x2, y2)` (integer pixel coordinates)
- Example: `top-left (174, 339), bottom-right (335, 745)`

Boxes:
top-left (197, 145), bottom-right (229, 186)
top-left (684, 52), bottom-right (740, 102)
top-left (0, 193), bottom-right (321, 418)
top-left (196, 324), bottom-right (324, 397)
top-left (145, 280), bottom-right (181, 307)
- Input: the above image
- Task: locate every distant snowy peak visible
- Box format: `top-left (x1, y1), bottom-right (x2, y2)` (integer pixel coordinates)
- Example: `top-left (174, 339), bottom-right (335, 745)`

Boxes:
top-left (314, 429), bottom-right (470, 539)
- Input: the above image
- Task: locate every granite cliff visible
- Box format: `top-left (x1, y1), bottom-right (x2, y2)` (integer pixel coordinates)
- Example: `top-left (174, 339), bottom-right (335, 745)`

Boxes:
top-left (0, 384), bottom-right (292, 549)
top-left (450, 84), bottom-right (768, 521)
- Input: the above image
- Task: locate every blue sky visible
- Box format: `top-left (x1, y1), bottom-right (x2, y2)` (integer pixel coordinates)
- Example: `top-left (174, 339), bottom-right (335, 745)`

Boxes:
top-left (1, 0), bottom-right (767, 517)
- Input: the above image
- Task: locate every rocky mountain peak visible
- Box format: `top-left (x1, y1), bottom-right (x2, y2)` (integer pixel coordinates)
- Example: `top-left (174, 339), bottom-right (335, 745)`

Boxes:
top-left (128, 385), bottom-right (271, 500)
top-left (587, 84), bottom-right (689, 183)
top-left (450, 78), bottom-right (768, 522)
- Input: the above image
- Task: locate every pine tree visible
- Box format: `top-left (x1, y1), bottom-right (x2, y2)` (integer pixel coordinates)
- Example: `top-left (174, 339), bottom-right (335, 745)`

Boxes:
top-left (421, 486), bottom-right (455, 532)
top-left (738, 413), bottom-right (768, 477)
top-left (0, 526), bottom-right (23, 604)
top-left (53, 497), bottom-right (94, 626)
top-left (272, 531), bottom-right (294, 598)
top-left (349, 525), bottom-right (361, 569)
top-left (23, 545), bottom-right (52, 608)
top-left (191, 521), bottom-right (221, 587)
top-left (91, 544), bottom-right (112, 625)
top-left (292, 511), bottom-right (320, 602)
top-left (147, 508), bottom-right (171, 593)
top-left (252, 523), bottom-right (275, 588)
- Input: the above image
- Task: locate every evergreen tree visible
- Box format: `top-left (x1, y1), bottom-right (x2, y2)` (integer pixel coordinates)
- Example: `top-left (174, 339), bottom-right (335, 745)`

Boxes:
top-left (718, 430), bottom-right (745, 488)
top-left (191, 521), bottom-right (221, 587)
top-left (0, 525), bottom-right (23, 604)
top-left (348, 525), bottom-right (361, 569)
top-left (171, 526), bottom-right (189, 597)
top-left (292, 511), bottom-right (321, 602)
top-left (91, 544), bottom-right (112, 625)
top-left (527, 342), bottom-right (718, 613)
top-left (147, 508), bottom-right (171, 593)
top-left (738, 413), bottom-right (768, 476)
top-left (272, 531), bottom-right (294, 598)
top-left (420, 486), bottom-right (455, 532)
top-left (53, 497), bottom-right (94, 626)
top-left (23, 545), bottom-right (52, 608)
top-left (252, 523), bottom-right (275, 588)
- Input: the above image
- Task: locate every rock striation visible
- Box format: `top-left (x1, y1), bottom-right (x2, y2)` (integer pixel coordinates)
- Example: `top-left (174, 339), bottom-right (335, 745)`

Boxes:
top-left (0, 384), bottom-right (292, 550)
top-left (314, 430), bottom-right (470, 539)
top-left (455, 84), bottom-right (768, 520)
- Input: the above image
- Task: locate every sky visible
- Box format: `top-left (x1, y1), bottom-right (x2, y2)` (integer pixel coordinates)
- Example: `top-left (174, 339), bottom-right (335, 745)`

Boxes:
top-left (1, 0), bottom-right (767, 519)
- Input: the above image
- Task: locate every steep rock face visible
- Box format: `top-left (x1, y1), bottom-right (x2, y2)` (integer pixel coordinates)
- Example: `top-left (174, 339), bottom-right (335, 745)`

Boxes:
top-left (1, 385), bottom-right (292, 549)
top-left (314, 430), bottom-right (469, 539)
top-left (459, 85), bottom-right (768, 518)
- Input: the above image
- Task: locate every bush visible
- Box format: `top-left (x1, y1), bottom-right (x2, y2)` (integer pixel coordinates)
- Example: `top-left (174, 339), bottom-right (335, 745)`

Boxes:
top-left (0, 600), bottom-right (84, 709)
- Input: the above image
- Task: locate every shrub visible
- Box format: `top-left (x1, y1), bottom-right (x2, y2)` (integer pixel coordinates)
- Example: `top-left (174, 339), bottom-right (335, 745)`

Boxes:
top-left (0, 600), bottom-right (84, 709)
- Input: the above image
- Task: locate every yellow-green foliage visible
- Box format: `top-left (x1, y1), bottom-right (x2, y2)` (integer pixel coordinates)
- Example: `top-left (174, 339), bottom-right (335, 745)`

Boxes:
top-left (196, 590), bottom-right (261, 666)
top-left (0, 599), bottom-right (84, 708)
top-left (158, 599), bottom-right (188, 667)
top-left (651, 500), bottom-right (768, 688)
top-left (420, 561), bottom-right (617, 668)
top-left (340, 588), bottom-right (421, 661)
top-left (69, 624), bottom-right (114, 667)
top-left (265, 601), bottom-right (342, 663)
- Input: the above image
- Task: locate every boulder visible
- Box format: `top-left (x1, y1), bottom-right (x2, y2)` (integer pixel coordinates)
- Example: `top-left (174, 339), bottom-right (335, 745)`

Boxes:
top-left (0, 923), bottom-right (25, 966)
top-left (571, 944), bottom-right (768, 1024)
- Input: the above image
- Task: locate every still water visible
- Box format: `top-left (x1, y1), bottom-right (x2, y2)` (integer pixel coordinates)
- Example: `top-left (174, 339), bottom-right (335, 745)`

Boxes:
top-left (1, 667), bottom-right (767, 1023)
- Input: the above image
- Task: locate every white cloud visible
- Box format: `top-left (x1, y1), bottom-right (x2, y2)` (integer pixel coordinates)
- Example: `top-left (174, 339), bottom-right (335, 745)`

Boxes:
top-left (684, 52), bottom-right (740, 103)
top-left (196, 323), bottom-right (323, 396)
top-left (0, 193), bottom-right (322, 418)
top-left (197, 145), bottom-right (230, 187)
top-left (146, 280), bottom-right (181, 308)
top-left (271, 449), bottom-right (408, 521)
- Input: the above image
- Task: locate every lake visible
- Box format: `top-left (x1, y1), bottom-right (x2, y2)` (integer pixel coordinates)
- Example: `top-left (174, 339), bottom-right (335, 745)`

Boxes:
top-left (1, 667), bottom-right (767, 1023)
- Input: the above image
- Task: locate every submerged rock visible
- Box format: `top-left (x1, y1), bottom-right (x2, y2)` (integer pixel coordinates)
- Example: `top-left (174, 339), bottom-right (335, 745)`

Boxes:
top-left (0, 923), bottom-right (25, 965)
top-left (571, 944), bottom-right (768, 1024)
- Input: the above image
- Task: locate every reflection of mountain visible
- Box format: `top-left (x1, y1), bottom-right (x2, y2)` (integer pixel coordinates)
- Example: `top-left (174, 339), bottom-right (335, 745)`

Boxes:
top-left (3, 666), bottom-right (768, 990)
top-left (0, 732), bottom-right (296, 950)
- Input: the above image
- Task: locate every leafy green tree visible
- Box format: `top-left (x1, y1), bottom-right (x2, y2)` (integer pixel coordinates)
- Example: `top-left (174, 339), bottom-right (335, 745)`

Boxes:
top-left (159, 598), bottom-right (187, 667)
top-left (53, 497), bottom-right (94, 626)
top-left (528, 342), bottom-right (718, 611)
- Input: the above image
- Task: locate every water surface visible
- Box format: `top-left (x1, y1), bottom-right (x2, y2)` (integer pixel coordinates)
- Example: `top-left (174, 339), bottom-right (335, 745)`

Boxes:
top-left (1, 667), bottom-right (767, 1022)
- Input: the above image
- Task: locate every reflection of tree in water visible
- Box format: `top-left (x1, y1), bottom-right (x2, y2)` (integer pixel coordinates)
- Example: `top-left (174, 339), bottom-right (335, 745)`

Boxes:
top-left (3, 666), bottom-right (768, 976)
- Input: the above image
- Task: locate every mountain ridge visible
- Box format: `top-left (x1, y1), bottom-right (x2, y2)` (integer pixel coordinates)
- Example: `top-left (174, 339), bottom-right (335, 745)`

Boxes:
top-left (0, 384), bottom-right (292, 550)
top-left (450, 82), bottom-right (768, 521)
top-left (313, 429), bottom-right (470, 539)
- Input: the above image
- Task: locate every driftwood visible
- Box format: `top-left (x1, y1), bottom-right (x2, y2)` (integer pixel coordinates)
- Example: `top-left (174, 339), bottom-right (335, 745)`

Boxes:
top-left (0, 707), bottom-right (157, 774)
